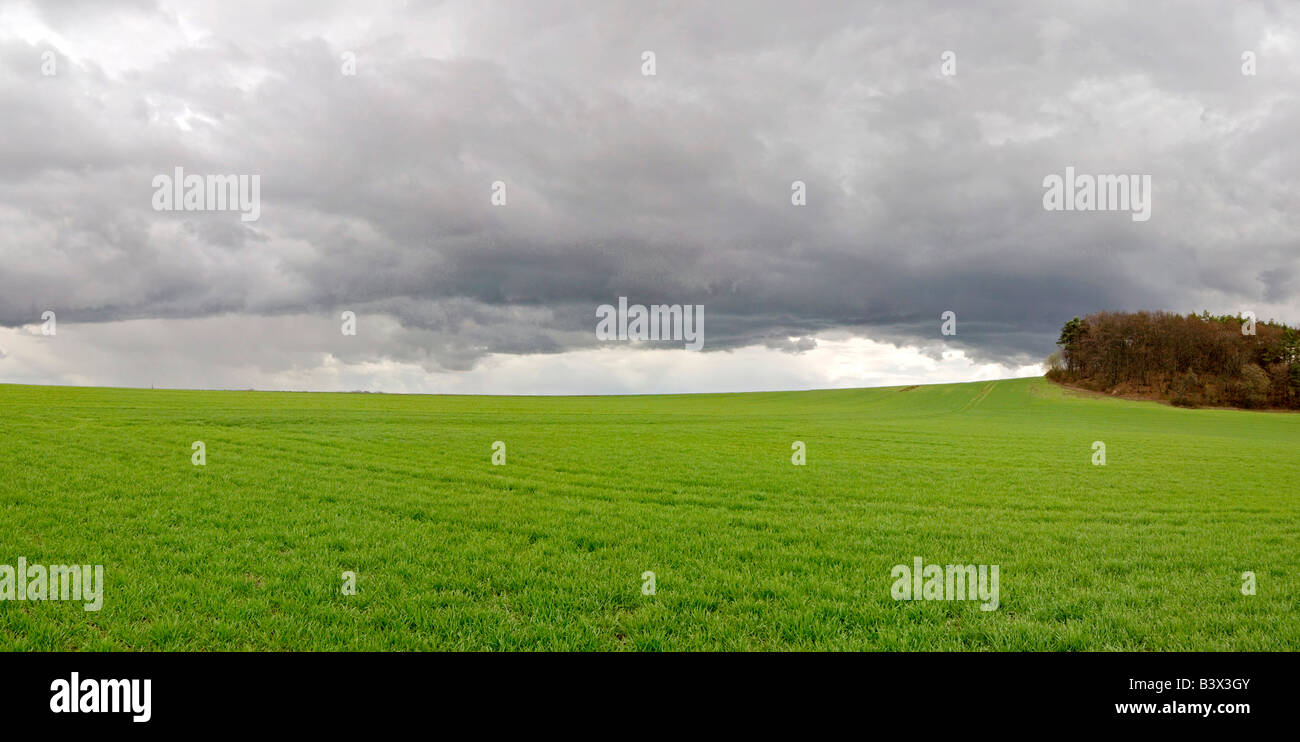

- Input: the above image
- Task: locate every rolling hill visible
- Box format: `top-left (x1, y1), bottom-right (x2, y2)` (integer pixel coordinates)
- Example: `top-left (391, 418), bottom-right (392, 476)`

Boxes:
top-left (0, 377), bottom-right (1295, 650)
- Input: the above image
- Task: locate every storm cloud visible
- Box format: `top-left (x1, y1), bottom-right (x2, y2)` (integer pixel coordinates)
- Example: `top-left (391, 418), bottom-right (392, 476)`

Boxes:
top-left (1, 0), bottom-right (1297, 392)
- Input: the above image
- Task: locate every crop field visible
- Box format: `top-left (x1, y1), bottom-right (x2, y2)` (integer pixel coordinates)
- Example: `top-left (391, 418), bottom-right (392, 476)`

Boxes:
top-left (0, 377), bottom-right (1296, 651)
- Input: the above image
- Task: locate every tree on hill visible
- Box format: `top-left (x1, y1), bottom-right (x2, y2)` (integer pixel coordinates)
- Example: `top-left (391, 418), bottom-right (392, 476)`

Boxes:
top-left (1046, 311), bottom-right (1300, 409)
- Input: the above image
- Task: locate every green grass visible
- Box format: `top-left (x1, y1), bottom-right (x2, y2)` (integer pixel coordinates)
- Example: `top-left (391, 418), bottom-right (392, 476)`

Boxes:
top-left (0, 377), bottom-right (1296, 651)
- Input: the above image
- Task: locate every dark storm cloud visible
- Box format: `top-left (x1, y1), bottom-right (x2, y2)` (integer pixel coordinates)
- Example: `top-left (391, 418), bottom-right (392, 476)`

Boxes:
top-left (1, 0), bottom-right (1297, 375)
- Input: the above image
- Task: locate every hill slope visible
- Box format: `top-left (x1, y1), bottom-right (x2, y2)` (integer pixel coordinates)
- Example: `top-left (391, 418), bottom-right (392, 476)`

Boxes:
top-left (0, 377), bottom-right (1295, 650)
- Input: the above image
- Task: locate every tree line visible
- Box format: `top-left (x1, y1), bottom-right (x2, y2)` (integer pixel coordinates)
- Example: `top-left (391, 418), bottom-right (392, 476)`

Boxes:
top-left (1046, 311), bottom-right (1300, 409)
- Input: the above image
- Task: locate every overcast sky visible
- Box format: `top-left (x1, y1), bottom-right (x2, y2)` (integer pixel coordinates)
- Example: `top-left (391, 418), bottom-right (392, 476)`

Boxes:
top-left (1, 0), bottom-right (1296, 394)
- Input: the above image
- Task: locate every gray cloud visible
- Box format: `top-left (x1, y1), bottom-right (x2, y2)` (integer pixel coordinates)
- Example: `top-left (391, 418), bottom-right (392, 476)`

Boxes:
top-left (1, 0), bottom-right (1297, 390)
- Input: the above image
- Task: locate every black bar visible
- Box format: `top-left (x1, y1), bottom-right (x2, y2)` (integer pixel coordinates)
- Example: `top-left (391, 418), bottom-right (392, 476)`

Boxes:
top-left (1, 652), bottom-right (1285, 730)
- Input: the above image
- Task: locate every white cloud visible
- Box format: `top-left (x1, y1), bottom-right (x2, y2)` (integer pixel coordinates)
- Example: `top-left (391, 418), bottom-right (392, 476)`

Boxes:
top-left (0, 318), bottom-right (1039, 394)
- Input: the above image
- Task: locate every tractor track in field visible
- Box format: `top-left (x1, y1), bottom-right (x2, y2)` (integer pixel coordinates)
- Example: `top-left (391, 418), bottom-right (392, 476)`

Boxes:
top-left (957, 381), bottom-right (998, 412)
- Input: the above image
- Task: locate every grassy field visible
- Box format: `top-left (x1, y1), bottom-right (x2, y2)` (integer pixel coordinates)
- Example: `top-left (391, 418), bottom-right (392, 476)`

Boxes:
top-left (0, 377), bottom-right (1295, 651)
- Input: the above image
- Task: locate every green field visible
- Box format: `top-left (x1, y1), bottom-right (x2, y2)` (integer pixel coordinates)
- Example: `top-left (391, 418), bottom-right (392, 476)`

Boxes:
top-left (0, 377), bottom-right (1295, 651)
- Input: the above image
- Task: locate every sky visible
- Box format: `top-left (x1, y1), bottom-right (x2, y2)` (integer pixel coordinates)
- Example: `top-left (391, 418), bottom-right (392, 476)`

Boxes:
top-left (1, 0), bottom-right (1296, 394)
